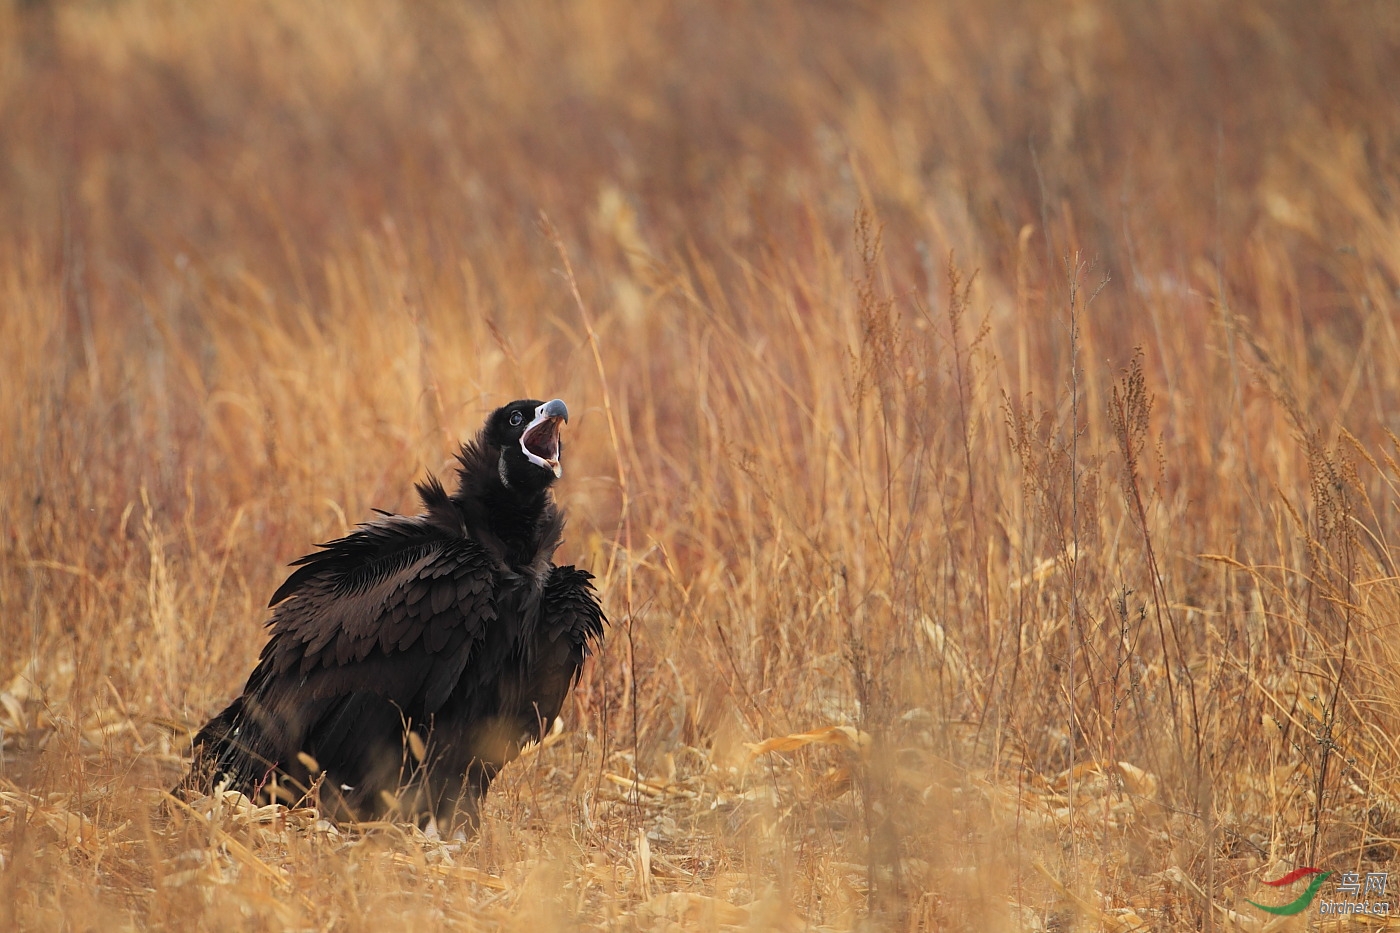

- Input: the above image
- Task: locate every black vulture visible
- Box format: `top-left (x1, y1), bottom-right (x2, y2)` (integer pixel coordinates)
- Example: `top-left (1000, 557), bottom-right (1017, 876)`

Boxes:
top-left (181, 398), bottom-right (605, 833)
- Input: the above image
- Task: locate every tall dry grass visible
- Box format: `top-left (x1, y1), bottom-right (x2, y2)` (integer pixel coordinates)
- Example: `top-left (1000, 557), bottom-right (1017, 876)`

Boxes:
top-left (2, 0), bottom-right (1399, 929)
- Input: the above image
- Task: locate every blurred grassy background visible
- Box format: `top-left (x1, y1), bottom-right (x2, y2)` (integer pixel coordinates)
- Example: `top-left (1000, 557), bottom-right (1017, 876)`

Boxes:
top-left (2, 0), bottom-right (1399, 929)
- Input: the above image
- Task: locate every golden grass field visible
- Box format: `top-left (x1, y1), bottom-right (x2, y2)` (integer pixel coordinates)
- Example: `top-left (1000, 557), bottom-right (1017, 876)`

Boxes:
top-left (3, 0), bottom-right (1399, 929)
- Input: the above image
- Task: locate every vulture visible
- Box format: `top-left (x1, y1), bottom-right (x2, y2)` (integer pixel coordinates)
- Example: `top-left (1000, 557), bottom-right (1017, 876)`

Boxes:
top-left (181, 398), bottom-right (605, 833)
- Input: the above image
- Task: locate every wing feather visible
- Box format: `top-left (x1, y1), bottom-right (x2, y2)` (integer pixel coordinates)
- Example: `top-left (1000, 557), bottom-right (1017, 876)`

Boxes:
top-left (541, 566), bottom-right (607, 652)
top-left (256, 515), bottom-right (495, 715)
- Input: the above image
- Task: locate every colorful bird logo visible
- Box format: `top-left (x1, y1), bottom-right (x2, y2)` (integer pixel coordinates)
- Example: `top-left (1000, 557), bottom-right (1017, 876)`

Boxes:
top-left (1247, 868), bottom-right (1332, 916)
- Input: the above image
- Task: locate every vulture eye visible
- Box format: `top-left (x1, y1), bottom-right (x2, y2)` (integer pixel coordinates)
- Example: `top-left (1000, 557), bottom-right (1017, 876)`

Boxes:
top-left (510, 411), bottom-right (524, 426)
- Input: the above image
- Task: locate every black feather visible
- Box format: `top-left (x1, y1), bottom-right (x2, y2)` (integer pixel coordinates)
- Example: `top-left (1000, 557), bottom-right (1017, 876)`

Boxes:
top-left (181, 399), bottom-right (605, 833)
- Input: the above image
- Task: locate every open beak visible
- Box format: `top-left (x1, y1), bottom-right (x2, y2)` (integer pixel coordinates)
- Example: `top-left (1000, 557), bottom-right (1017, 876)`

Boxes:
top-left (520, 398), bottom-right (568, 477)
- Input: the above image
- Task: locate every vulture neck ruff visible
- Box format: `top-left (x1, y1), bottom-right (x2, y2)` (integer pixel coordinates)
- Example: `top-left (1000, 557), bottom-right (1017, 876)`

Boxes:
top-left (448, 436), bottom-right (563, 577)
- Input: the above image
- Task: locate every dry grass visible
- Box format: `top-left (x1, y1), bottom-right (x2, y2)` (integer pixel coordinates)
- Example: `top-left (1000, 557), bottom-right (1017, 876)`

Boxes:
top-left (3, 0), bottom-right (1400, 929)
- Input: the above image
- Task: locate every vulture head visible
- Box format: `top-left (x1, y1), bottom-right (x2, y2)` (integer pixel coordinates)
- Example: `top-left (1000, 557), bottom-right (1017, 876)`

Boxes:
top-left (484, 398), bottom-right (569, 496)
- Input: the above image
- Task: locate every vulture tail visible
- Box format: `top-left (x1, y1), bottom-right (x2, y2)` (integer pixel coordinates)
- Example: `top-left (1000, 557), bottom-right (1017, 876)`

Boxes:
top-left (176, 697), bottom-right (287, 803)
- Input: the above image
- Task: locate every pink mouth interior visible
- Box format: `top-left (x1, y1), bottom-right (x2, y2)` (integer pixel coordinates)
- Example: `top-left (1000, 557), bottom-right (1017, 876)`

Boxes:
top-left (522, 419), bottom-right (560, 461)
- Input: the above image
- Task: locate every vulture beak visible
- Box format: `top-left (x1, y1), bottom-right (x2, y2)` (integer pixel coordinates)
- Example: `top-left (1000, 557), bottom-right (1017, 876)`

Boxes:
top-left (520, 398), bottom-right (568, 477)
